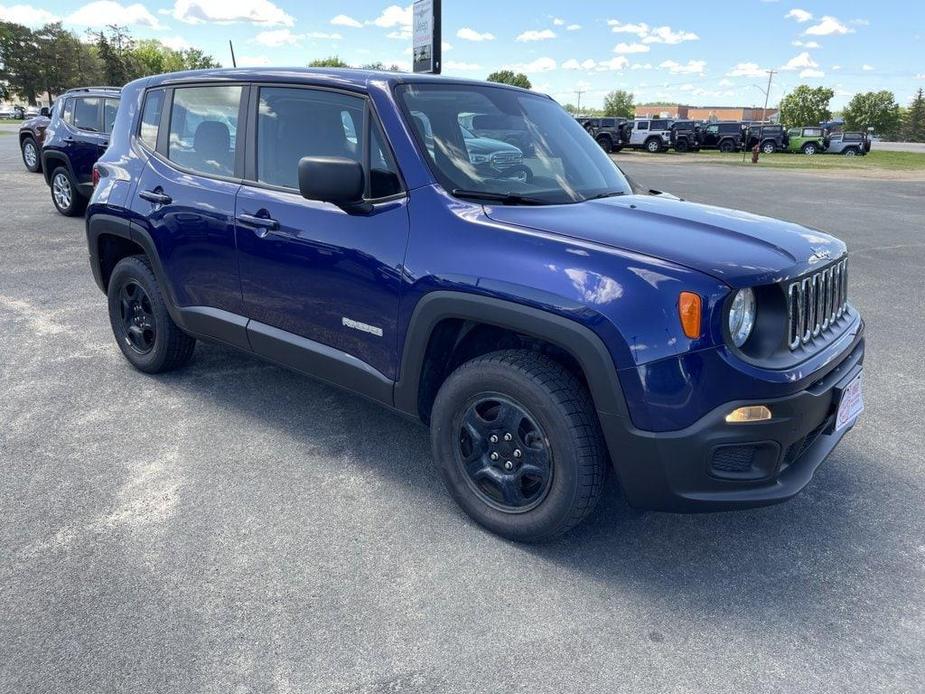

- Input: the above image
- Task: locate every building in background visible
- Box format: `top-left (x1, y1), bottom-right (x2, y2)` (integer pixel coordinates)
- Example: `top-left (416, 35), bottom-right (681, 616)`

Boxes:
top-left (634, 104), bottom-right (779, 122)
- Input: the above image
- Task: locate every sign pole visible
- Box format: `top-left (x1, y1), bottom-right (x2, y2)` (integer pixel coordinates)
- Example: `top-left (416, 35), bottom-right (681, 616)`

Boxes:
top-left (412, 0), bottom-right (441, 74)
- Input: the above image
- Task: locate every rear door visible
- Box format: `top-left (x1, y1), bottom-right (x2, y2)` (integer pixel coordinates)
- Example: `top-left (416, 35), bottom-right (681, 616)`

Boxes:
top-left (68, 96), bottom-right (109, 186)
top-left (130, 83), bottom-right (246, 322)
top-left (630, 120), bottom-right (648, 145)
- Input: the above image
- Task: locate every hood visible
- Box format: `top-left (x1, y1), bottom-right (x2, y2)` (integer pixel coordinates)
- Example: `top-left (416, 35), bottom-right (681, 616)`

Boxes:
top-left (22, 115), bottom-right (49, 130)
top-left (483, 194), bottom-right (846, 288)
top-left (465, 135), bottom-right (522, 155)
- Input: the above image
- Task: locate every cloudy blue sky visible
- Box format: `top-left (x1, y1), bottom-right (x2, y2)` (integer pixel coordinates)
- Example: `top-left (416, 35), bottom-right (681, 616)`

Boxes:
top-left (2, 0), bottom-right (922, 109)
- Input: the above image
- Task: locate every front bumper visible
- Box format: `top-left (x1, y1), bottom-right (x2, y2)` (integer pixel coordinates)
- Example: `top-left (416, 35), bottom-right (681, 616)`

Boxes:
top-left (599, 336), bottom-right (864, 512)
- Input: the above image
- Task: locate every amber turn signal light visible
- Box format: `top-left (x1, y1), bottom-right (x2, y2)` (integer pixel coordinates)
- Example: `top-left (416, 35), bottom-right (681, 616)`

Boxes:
top-left (725, 405), bottom-right (772, 423)
top-left (678, 292), bottom-right (702, 339)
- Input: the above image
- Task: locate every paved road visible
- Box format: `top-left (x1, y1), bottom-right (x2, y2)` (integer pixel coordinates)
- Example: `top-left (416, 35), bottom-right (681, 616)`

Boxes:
top-left (2, 133), bottom-right (923, 694)
top-left (872, 141), bottom-right (925, 153)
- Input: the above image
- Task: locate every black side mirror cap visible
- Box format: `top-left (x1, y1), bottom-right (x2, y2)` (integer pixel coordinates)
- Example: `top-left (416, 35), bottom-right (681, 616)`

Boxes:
top-left (40, 107), bottom-right (50, 117)
top-left (298, 156), bottom-right (370, 214)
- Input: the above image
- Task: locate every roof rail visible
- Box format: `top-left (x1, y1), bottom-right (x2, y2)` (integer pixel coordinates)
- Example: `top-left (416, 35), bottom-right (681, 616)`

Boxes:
top-left (63, 86), bottom-right (122, 94)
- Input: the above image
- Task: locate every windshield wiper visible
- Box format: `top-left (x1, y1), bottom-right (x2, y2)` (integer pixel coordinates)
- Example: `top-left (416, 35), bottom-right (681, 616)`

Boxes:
top-left (585, 190), bottom-right (627, 201)
top-left (451, 189), bottom-right (548, 206)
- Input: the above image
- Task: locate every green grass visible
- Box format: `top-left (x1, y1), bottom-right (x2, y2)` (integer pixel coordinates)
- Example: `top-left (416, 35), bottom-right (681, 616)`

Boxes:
top-left (680, 148), bottom-right (925, 172)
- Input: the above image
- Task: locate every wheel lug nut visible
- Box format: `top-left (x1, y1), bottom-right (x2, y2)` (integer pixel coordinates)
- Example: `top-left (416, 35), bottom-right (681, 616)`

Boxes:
top-left (504, 461), bottom-right (514, 471)
top-left (513, 449), bottom-right (522, 458)
top-left (490, 452), bottom-right (499, 461)
top-left (489, 434), bottom-right (498, 444)
top-left (503, 433), bottom-right (513, 442)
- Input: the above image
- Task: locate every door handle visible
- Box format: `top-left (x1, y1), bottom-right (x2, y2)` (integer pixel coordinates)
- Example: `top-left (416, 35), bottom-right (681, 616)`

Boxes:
top-left (138, 189), bottom-right (172, 205)
top-left (62, 137), bottom-right (75, 143)
top-left (236, 213), bottom-right (280, 234)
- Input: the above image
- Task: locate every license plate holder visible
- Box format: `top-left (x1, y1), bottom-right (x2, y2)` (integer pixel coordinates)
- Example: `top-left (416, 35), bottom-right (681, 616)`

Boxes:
top-left (834, 371), bottom-right (865, 432)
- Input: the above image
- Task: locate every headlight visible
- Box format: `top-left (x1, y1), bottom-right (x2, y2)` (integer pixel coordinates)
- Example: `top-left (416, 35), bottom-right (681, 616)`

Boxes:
top-left (728, 288), bottom-right (756, 347)
top-left (469, 153), bottom-right (490, 164)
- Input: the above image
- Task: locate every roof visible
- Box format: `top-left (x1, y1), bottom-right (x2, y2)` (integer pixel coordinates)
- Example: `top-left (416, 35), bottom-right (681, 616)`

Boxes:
top-left (143, 67), bottom-right (536, 94)
top-left (63, 86), bottom-right (122, 94)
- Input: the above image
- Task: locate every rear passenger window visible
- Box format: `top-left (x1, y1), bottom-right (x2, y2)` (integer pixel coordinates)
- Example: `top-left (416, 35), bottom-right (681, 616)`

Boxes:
top-left (63, 98), bottom-right (74, 123)
top-left (73, 97), bottom-right (101, 131)
top-left (256, 87), bottom-right (364, 189)
top-left (168, 85), bottom-right (242, 177)
top-left (139, 89), bottom-right (164, 149)
top-left (104, 99), bottom-right (119, 134)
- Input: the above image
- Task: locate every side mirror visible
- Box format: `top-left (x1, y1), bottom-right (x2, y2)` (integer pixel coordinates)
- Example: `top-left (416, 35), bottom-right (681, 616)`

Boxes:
top-left (298, 156), bottom-right (370, 214)
top-left (40, 106), bottom-right (50, 117)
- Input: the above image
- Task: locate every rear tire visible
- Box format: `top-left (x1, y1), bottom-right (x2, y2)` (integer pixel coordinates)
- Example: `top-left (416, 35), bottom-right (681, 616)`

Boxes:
top-left (802, 142), bottom-right (818, 155)
top-left (50, 167), bottom-right (87, 217)
top-left (675, 139), bottom-right (689, 153)
top-left (430, 350), bottom-right (607, 542)
top-left (596, 135), bottom-right (613, 153)
top-left (719, 140), bottom-right (735, 153)
top-left (645, 138), bottom-right (662, 153)
top-left (844, 147), bottom-right (859, 157)
top-left (761, 141), bottom-right (776, 154)
top-left (21, 136), bottom-right (41, 172)
top-left (107, 256), bottom-right (196, 374)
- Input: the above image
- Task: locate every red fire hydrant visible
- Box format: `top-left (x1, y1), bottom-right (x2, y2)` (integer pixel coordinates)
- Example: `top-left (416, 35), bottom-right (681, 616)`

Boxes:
top-left (751, 144), bottom-right (760, 163)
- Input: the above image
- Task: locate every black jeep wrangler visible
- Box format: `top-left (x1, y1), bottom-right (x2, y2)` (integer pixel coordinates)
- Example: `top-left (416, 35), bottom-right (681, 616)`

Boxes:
top-left (578, 117), bottom-right (627, 153)
top-left (744, 124), bottom-right (788, 154)
top-left (699, 121), bottom-right (745, 152)
top-left (669, 120), bottom-right (701, 152)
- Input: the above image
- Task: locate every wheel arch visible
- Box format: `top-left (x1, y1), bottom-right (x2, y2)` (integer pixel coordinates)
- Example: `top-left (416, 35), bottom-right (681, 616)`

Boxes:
top-left (41, 150), bottom-right (71, 186)
top-left (393, 291), bottom-right (631, 425)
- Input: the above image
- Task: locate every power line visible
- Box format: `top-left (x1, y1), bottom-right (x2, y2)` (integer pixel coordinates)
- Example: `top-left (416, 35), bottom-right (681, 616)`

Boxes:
top-left (575, 89), bottom-right (586, 113)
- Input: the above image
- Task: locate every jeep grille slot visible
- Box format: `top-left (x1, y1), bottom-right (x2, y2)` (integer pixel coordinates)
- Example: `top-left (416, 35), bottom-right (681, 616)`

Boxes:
top-left (787, 258), bottom-right (848, 350)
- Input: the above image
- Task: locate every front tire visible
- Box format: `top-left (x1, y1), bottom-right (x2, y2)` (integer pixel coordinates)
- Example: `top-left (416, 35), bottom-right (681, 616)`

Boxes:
top-left (596, 135), bottom-right (613, 153)
top-left (761, 141), bottom-right (776, 154)
top-left (430, 350), bottom-right (607, 542)
top-left (50, 167), bottom-right (87, 217)
top-left (107, 256), bottom-right (195, 373)
top-left (645, 138), bottom-right (662, 153)
top-left (21, 137), bottom-right (41, 172)
top-left (675, 139), bottom-right (689, 153)
top-left (802, 142), bottom-right (818, 155)
top-left (719, 140), bottom-right (735, 153)
top-left (844, 147), bottom-right (859, 157)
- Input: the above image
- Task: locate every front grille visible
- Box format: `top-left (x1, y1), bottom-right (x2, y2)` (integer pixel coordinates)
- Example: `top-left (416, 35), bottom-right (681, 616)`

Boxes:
top-left (490, 151), bottom-right (522, 167)
top-left (786, 257), bottom-right (849, 350)
top-left (711, 446), bottom-right (756, 474)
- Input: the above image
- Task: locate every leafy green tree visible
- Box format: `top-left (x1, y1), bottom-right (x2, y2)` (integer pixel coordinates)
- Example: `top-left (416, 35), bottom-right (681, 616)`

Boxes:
top-left (842, 90), bottom-right (901, 137)
top-left (602, 90), bottom-right (634, 118)
top-left (0, 21), bottom-right (43, 104)
top-left (778, 85), bottom-right (835, 128)
top-left (178, 47), bottom-right (220, 70)
top-left (903, 88), bottom-right (925, 142)
top-left (89, 25), bottom-right (135, 86)
top-left (308, 56), bottom-right (349, 67)
top-left (486, 70), bottom-right (531, 89)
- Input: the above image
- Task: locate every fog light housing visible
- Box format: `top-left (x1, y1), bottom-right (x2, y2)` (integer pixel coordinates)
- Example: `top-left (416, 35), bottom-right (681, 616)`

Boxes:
top-left (725, 405), bottom-right (772, 423)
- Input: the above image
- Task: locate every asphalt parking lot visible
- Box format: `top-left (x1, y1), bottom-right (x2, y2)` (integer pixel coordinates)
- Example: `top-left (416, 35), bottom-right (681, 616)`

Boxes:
top-left (2, 126), bottom-right (924, 693)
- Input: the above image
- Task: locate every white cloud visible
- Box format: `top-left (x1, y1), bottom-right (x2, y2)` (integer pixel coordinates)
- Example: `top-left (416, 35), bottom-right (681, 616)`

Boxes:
top-left (386, 30), bottom-right (410, 39)
top-left (793, 40), bottom-right (820, 48)
top-left (805, 16), bottom-right (853, 36)
top-left (552, 17), bottom-right (564, 26)
top-left (305, 31), bottom-right (342, 40)
top-left (160, 36), bottom-right (191, 50)
top-left (562, 58), bottom-right (596, 70)
top-left (566, 24), bottom-right (581, 31)
top-left (862, 64), bottom-right (874, 71)
top-left (252, 29), bottom-right (303, 46)
top-left (442, 41), bottom-right (452, 51)
top-left (719, 78), bottom-right (733, 86)
top-left (781, 51), bottom-right (818, 71)
top-left (659, 59), bottom-right (706, 74)
top-left (370, 4), bottom-right (411, 28)
top-left (516, 29), bottom-right (556, 41)
top-left (596, 56), bottom-right (630, 71)
top-left (727, 62), bottom-right (767, 77)
top-left (832, 64), bottom-right (842, 70)
top-left (444, 60), bottom-right (481, 71)
top-left (800, 68), bottom-right (825, 77)
top-left (851, 18), bottom-right (870, 26)
top-left (786, 8), bottom-right (812, 23)
top-left (642, 26), bottom-right (699, 44)
top-left (916, 73), bottom-right (925, 80)
top-left (69, 1), bottom-right (162, 28)
top-left (507, 57), bottom-right (557, 72)
top-left (0, 3), bottom-right (59, 25)
top-left (630, 63), bottom-right (652, 70)
top-left (238, 54), bottom-right (272, 66)
top-left (331, 14), bottom-right (362, 28)
top-left (613, 42), bottom-right (649, 54)
top-left (607, 20), bottom-right (649, 36)
top-left (457, 27), bottom-right (495, 41)
top-left (171, 0), bottom-right (293, 26)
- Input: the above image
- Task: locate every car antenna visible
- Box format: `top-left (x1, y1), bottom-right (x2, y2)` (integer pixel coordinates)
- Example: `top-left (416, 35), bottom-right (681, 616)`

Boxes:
top-left (229, 40), bottom-right (237, 68)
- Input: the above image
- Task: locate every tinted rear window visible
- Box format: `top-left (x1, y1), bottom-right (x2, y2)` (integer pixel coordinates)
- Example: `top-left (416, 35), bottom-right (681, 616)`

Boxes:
top-left (73, 97), bottom-right (101, 131)
top-left (139, 89), bottom-right (164, 149)
top-left (167, 85), bottom-right (242, 177)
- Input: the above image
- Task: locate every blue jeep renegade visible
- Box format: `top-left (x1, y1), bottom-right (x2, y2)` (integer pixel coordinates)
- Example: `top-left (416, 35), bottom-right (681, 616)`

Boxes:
top-left (86, 69), bottom-right (865, 541)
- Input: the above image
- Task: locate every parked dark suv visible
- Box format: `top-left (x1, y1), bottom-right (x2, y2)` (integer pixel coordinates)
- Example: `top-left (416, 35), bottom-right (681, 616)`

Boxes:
top-left (744, 124), bottom-right (788, 154)
top-left (41, 86), bottom-right (121, 215)
top-left (86, 69), bottom-right (865, 541)
top-left (669, 120), bottom-right (701, 152)
top-left (699, 121), bottom-right (745, 152)
top-left (18, 106), bottom-right (51, 173)
top-left (578, 117), bottom-right (627, 153)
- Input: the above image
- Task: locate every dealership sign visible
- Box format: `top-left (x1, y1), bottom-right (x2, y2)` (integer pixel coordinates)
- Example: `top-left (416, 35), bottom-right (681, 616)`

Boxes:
top-left (413, 0), bottom-right (441, 74)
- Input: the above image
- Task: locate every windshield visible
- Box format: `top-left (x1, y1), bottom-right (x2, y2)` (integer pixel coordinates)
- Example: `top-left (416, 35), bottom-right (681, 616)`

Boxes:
top-left (396, 83), bottom-right (631, 204)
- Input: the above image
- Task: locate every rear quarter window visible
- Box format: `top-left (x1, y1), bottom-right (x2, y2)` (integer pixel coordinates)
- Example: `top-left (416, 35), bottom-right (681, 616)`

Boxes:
top-left (138, 89), bottom-right (164, 149)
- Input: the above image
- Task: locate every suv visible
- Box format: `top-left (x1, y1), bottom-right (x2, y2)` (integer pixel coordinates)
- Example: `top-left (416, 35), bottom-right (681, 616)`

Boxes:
top-left (700, 121), bottom-right (745, 152)
top-left (786, 127), bottom-right (826, 155)
top-left (744, 124), bottom-right (788, 154)
top-left (86, 69), bottom-right (865, 542)
top-left (41, 86), bottom-right (121, 215)
top-left (578, 117), bottom-right (627, 153)
top-left (626, 118), bottom-right (672, 152)
top-left (18, 105), bottom-right (51, 173)
top-left (824, 131), bottom-right (871, 156)
top-left (669, 120), bottom-right (701, 152)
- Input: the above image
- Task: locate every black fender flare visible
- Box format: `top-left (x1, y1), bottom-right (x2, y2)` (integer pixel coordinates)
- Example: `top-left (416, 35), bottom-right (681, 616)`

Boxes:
top-left (392, 291), bottom-right (631, 421)
top-left (41, 150), bottom-right (72, 186)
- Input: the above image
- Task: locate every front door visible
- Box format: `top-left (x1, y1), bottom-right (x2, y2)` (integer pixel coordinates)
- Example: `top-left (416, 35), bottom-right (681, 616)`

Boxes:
top-left (630, 121), bottom-right (649, 146)
top-left (235, 85), bottom-right (409, 381)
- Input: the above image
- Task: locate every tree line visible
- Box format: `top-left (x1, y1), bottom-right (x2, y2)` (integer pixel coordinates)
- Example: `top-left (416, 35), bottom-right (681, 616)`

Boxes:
top-left (0, 21), bottom-right (220, 105)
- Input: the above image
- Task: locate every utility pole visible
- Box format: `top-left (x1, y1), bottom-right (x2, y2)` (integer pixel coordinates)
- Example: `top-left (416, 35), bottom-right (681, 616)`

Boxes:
top-left (575, 89), bottom-right (586, 114)
top-left (763, 69), bottom-right (776, 122)
top-left (229, 40), bottom-right (237, 68)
